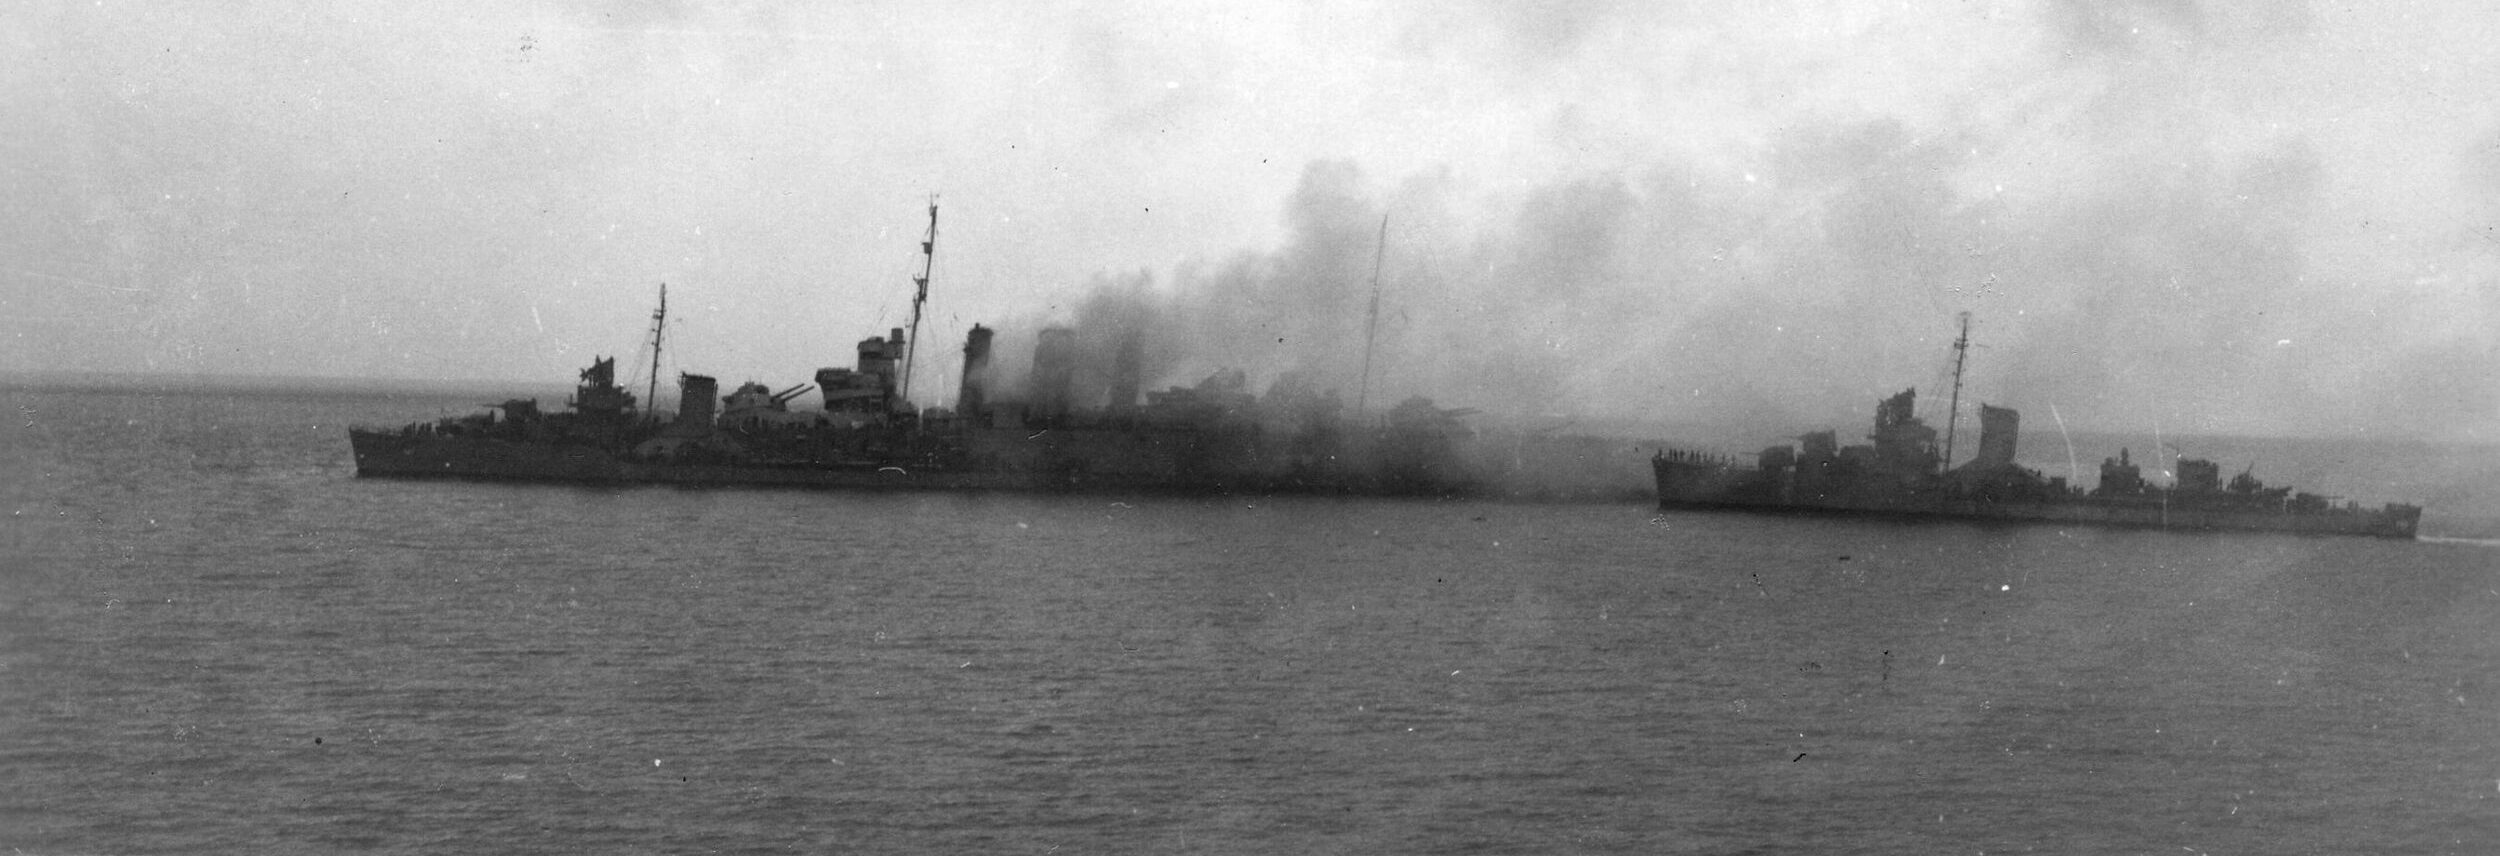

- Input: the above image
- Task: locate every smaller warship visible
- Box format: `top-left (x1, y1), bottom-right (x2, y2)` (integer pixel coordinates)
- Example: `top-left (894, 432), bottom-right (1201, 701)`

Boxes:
top-left (349, 203), bottom-right (1482, 495)
top-left (1652, 316), bottom-right (2423, 539)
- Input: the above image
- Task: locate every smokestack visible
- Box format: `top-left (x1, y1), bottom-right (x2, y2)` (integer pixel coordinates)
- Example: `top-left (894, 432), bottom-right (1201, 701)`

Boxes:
top-left (958, 324), bottom-right (993, 417)
top-left (673, 373), bottom-right (718, 431)
top-left (1032, 327), bottom-right (1075, 421)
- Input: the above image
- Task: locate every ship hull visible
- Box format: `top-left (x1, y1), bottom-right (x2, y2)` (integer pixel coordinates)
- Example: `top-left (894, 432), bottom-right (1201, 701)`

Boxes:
top-left (349, 429), bottom-right (1036, 490)
top-left (347, 428), bottom-right (1456, 495)
top-left (1655, 459), bottom-right (2421, 539)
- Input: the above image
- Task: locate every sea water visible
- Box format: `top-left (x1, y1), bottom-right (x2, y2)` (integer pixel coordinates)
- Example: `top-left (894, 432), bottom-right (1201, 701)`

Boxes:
top-left (5, 384), bottom-right (2499, 854)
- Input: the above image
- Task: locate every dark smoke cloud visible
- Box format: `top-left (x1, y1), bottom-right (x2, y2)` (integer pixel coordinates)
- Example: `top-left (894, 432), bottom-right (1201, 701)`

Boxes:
top-left (981, 161), bottom-right (1384, 408)
top-left (982, 142), bottom-right (1970, 432)
top-left (927, 0), bottom-right (2480, 443)
top-left (977, 101), bottom-right (2495, 442)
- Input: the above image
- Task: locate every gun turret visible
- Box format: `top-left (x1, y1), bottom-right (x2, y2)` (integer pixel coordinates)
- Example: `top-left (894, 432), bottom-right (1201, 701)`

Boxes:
top-left (771, 383), bottom-right (815, 405)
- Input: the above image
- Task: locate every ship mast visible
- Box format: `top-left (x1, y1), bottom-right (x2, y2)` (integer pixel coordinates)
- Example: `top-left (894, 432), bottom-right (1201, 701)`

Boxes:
top-left (899, 197), bottom-right (938, 414)
top-left (645, 283), bottom-right (667, 420)
top-left (1356, 214), bottom-right (1387, 416)
top-left (1941, 311), bottom-right (1970, 472)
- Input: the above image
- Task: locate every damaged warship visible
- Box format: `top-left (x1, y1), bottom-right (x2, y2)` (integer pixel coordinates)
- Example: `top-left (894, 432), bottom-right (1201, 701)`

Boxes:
top-left (1652, 317), bottom-right (2423, 539)
top-left (349, 206), bottom-right (1479, 495)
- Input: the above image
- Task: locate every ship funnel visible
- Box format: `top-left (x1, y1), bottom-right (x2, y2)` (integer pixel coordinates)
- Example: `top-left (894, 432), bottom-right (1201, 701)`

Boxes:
top-left (674, 373), bottom-right (718, 430)
top-left (958, 324), bottom-right (994, 417)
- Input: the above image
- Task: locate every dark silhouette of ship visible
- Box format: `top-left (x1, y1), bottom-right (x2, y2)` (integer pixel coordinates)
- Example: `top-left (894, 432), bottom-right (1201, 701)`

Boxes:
top-left (1652, 316), bottom-right (2423, 538)
top-left (348, 203), bottom-right (1483, 496)
top-left (346, 336), bottom-right (1478, 494)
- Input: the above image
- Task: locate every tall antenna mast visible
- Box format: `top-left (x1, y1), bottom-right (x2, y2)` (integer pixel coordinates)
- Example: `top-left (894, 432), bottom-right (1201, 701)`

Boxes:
top-left (1941, 311), bottom-right (1971, 471)
top-left (645, 282), bottom-right (667, 419)
top-left (1356, 214), bottom-right (1388, 415)
top-left (899, 196), bottom-right (938, 411)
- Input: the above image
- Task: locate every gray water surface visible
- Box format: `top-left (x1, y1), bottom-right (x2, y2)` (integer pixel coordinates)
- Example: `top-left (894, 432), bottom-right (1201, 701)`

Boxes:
top-left (5, 387), bottom-right (2497, 853)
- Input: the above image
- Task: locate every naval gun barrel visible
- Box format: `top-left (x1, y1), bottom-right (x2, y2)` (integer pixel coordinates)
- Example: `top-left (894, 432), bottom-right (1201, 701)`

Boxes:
top-left (771, 383), bottom-right (815, 404)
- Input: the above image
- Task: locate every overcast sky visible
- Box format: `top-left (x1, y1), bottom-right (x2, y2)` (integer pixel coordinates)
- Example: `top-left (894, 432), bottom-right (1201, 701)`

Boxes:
top-left (7, 1), bottom-right (2497, 439)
